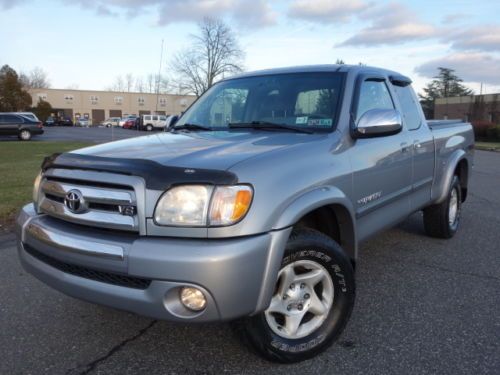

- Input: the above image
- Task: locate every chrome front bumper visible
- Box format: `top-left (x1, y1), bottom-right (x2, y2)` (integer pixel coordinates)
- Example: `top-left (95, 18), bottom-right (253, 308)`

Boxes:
top-left (16, 204), bottom-right (291, 322)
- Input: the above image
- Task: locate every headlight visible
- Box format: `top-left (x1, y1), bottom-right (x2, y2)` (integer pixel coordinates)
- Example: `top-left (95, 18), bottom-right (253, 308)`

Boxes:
top-left (154, 184), bottom-right (253, 227)
top-left (32, 171), bottom-right (43, 210)
top-left (154, 185), bottom-right (213, 226)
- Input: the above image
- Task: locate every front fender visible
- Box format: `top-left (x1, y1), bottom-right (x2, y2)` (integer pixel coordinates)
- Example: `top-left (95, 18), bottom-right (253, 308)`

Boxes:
top-left (272, 186), bottom-right (357, 260)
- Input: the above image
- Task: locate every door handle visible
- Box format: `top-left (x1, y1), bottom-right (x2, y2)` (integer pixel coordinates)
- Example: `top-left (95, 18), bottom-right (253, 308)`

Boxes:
top-left (414, 140), bottom-right (422, 149)
top-left (400, 142), bottom-right (410, 153)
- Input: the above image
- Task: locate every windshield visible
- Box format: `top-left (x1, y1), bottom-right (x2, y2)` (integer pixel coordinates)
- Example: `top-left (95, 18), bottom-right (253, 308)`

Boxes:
top-left (176, 72), bottom-right (344, 131)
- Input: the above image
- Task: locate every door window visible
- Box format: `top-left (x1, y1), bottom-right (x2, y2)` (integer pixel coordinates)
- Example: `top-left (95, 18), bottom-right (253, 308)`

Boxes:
top-left (356, 80), bottom-right (394, 122)
top-left (393, 86), bottom-right (422, 130)
top-left (0, 115), bottom-right (22, 123)
top-left (152, 115), bottom-right (158, 121)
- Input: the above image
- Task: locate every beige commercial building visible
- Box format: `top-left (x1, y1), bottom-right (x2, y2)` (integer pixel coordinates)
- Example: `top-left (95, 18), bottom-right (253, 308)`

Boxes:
top-left (434, 93), bottom-right (500, 123)
top-left (29, 88), bottom-right (196, 124)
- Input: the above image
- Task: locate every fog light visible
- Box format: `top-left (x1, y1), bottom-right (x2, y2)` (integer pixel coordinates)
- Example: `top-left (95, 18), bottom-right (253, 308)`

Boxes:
top-left (180, 287), bottom-right (207, 311)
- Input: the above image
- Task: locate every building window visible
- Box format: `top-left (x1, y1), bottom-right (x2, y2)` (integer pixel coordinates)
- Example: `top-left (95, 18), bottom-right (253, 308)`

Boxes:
top-left (90, 95), bottom-right (99, 105)
top-left (138, 97), bottom-right (145, 106)
top-left (159, 97), bottom-right (167, 107)
top-left (114, 96), bottom-right (123, 105)
top-left (64, 94), bottom-right (74, 102)
top-left (37, 93), bottom-right (48, 101)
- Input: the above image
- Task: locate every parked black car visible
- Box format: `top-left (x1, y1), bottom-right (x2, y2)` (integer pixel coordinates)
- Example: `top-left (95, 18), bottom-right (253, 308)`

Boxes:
top-left (0, 113), bottom-right (44, 141)
top-left (57, 117), bottom-right (73, 126)
top-left (44, 116), bottom-right (56, 126)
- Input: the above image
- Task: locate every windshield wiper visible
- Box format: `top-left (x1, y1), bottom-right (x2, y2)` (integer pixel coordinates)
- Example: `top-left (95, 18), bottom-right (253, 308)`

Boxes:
top-left (172, 123), bottom-right (212, 131)
top-left (228, 121), bottom-right (314, 134)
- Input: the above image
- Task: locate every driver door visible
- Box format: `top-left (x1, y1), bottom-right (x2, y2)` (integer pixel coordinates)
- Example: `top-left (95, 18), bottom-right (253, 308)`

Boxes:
top-left (350, 76), bottom-right (412, 241)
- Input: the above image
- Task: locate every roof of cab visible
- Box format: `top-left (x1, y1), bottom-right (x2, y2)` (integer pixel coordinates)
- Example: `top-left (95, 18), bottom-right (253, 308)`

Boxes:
top-left (224, 64), bottom-right (412, 85)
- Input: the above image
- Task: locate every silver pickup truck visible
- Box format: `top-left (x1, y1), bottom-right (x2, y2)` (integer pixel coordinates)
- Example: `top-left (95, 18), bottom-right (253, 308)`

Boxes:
top-left (16, 65), bottom-right (474, 363)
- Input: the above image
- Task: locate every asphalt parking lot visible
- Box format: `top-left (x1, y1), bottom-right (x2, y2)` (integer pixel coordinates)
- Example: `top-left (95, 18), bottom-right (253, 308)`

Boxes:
top-left (1, 126), bottom-right (148, 143)
top-left (0, 150), bottom-right (499, 375)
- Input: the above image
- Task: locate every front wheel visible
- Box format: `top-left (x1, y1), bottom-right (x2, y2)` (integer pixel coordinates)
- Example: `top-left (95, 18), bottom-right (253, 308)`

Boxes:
top-left (237, 228), bottom-right (355, 363)
top-left (146, 124), bottom-right (153, 131)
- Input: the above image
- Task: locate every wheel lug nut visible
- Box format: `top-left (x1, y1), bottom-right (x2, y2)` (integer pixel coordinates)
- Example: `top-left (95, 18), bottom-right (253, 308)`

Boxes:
top-left (304, 293), bottom-right (310, 299)
top-left (289, 283), bottom-right (295, 290)
top-left (283, 295), bottom-right (288, 300)
top-left (287, 305), bottom-right (292, 311)
top-left (300, 283), bottom-right (305, 289)
top-left (298, 304), bottom-right (303, 311)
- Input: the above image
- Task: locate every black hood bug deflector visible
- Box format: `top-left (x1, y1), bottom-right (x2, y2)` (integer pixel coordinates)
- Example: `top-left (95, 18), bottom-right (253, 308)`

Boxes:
top-left (42, 153), bottom-right (238, 190)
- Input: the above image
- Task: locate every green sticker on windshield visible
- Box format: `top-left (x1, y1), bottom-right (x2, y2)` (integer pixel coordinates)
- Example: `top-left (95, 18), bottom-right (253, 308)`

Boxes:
top-left (307, 119), bottom-right (332, 126)
top-left (296, 116), bottom-right (308, 124)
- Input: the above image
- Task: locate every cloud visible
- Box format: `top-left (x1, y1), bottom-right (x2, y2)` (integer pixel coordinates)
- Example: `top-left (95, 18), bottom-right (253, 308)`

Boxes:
top-left (0, 0), bottom-right (29, 9)
top-left (444, 26), bottom-right (500, 53)
top-left (442, 13), bottom-right (468, 24)
top-left (415, 52), bottom-right (500, 85)
top-left (288, 0), bottom-right (369, 23)
top-left (2, 0), bottom-right (276, 28)
top-left (95, 4), bottom-right (118, 17)
top-left (338, 2), bottom-right (438, 46)
top-left (157, 0), bottom-right (276, 28)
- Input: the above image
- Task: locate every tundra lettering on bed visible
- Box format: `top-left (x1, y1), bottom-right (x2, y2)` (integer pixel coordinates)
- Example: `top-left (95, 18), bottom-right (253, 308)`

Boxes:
top-left (16, 65), bottom-right (474, 363)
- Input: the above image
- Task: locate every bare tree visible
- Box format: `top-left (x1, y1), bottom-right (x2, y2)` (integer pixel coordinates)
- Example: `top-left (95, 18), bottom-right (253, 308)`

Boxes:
top-left (20, 67), bottom-right (51, 89)
top-left (171, 18), bottom-right (244, 96)
top-left (125, 73), bottom-right (134, 92)
top-left (107, 75), bottom-right (126, 92)
top-left (134, 76), bottom-right (145, 93)
top-left (146, 74), bottom-right (155, 93)
top-left (64, 83), bottom-right (79, 90)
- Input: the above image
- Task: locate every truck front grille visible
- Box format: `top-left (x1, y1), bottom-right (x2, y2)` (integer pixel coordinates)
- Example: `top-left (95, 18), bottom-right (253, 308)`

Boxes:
top-left (38, 175), bottom-right (139, 232)
top-left (24, 243), bottom-right (152, 290)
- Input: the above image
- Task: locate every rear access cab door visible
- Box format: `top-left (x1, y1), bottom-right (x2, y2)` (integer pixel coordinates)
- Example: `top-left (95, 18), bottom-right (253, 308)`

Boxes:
top-left (390, 77), bottom-right (434, 212)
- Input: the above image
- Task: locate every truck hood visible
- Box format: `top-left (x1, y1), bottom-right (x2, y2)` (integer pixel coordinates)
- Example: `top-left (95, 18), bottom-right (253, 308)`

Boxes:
top-left (73, 131), bottom-right (325, 170)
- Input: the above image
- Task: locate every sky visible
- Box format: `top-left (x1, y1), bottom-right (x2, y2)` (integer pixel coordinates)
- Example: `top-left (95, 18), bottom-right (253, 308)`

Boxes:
top-left (1, 0), bottom-right (499, 95)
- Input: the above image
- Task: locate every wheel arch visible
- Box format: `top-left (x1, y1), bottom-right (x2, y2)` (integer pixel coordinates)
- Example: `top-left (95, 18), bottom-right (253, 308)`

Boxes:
top-left (272, 187), bottom-right (357, 261)
top-left (433, 149), bottom-right (468, 204)
top-left (455, 158), bottom-right (469, 202)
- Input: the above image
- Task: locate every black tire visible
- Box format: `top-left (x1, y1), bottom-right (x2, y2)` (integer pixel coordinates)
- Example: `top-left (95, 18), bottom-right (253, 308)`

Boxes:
top-left (423, 175), bottom-right (462, 239)
top-left (236, 228), bottom-right (355, 363)
top-left (18, 129), bottom-right (31, 141)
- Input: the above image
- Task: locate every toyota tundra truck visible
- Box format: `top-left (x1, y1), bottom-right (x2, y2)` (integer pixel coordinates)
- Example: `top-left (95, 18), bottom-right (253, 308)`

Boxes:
top-left (16, 65), bottom-right (474, 363)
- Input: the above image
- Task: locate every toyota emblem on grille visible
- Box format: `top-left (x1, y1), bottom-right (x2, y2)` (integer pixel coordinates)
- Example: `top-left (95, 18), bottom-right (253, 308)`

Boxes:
top-left (64, 189), bottom-right (87, 214)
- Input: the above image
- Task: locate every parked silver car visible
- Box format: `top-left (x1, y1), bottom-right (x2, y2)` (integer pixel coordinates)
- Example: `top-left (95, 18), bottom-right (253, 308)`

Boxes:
top-left (102, 117), bottom-right (121, 127)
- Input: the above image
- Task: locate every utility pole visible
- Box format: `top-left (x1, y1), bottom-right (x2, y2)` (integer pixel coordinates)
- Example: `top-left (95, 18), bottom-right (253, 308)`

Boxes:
top-left (155, 39), bottom-right (164, 115)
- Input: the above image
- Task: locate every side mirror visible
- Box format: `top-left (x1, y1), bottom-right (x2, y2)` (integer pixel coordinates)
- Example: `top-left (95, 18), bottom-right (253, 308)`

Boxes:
top-left (353, 108), bottom-right (402, 138)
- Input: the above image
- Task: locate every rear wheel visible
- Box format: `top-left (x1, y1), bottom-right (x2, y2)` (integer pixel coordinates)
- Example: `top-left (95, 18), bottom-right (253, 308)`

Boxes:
top-left (19, 129), bottom-right (31, 141)
top-left (423, 175), bottom-right (462, 238)
top-left (237, 228), bottom-right (355, 363)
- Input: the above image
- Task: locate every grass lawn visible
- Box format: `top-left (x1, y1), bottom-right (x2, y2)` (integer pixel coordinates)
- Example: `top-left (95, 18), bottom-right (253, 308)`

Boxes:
top-left (475, 141), bottom-right (500, 151)
top-left (0, 141), bottom-right (92, 231)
